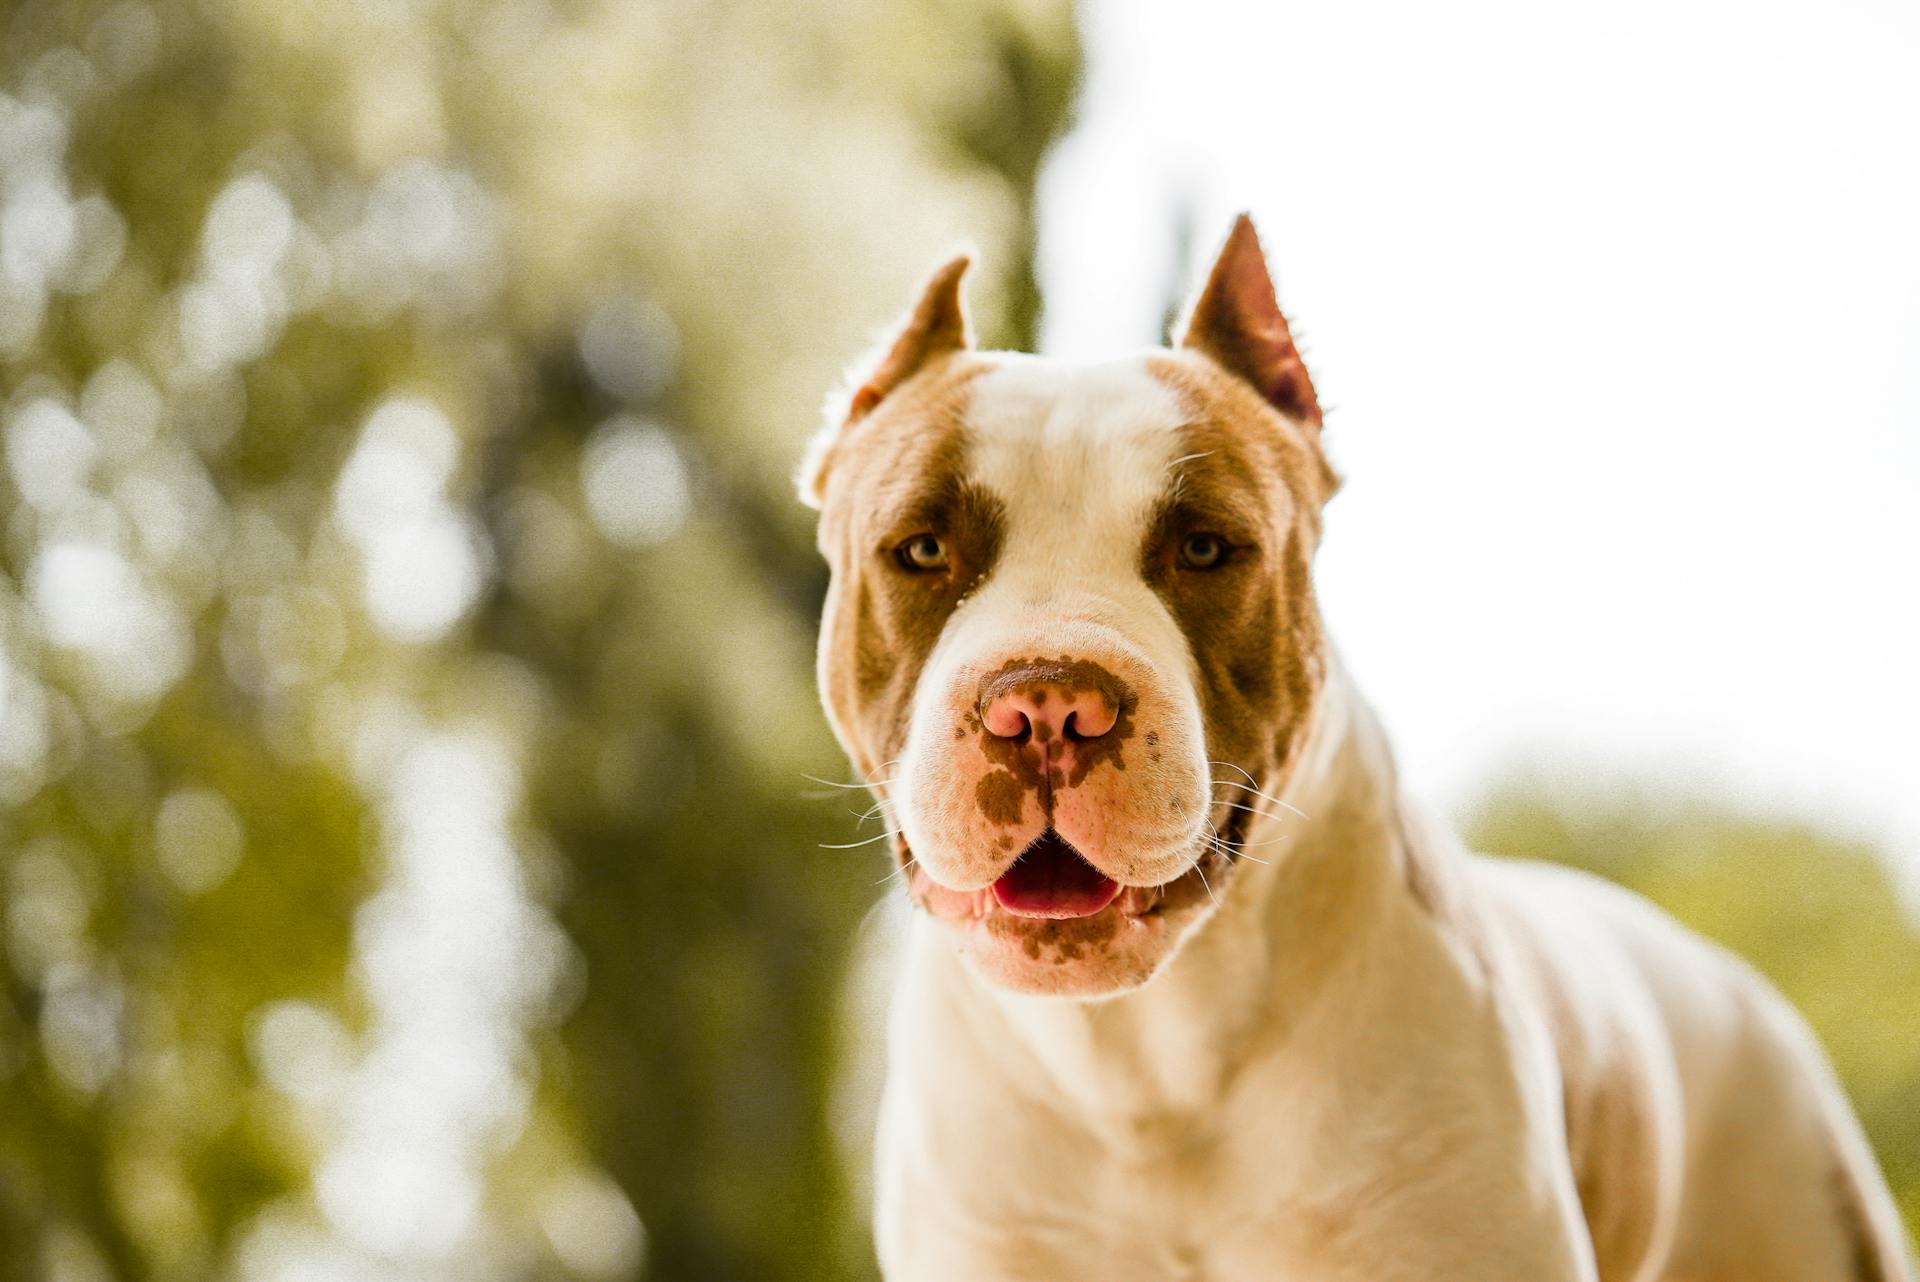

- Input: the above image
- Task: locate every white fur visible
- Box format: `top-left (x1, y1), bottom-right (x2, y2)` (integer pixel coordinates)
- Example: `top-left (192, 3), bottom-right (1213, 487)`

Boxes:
top-left (820, 344), bottom-right (1916, 1280)
top-left (879, 669), bottom-right (1587, 1280)
top-left (876, 664), bottom-right (1913, 1280)
top-left (894, 355), bottom-right (1211, 893)
top-left (851, 355), bottom-right (1912, 1279)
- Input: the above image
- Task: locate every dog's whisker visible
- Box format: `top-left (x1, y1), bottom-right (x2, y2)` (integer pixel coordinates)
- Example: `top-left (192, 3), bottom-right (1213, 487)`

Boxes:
top-left (820, 829), bottom-right (901, 850)
top-left (1214, 798), bottom-right (1302, 825)
top-left (1211, 779), bottom-right (1308, 819)
top-left (1210, 776), bottom-right (1296, 805)
top-left (801, 772), bottom-right (898, 792)
top-left (1202, 801), bottom-right (1294, 852)
top-left (1208, 759), bottom-right (1262, 787)
top-left (1208, 761), bottom-right (1308, 816)
top-left (1203, 828), bottom-right (1270, 863)
top-left (1205, 834), bottom-right (1269, 865)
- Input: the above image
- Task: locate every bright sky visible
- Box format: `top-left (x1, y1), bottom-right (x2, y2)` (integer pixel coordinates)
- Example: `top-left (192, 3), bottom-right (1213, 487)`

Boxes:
top-left (1038, 0), bottom-right (1920, 879)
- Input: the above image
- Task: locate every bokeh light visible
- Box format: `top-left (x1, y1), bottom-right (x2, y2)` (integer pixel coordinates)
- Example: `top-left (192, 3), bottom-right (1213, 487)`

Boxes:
top-left (0, 0), bottom-right (1071, 1277)
top-left (2, 0), bottom-right (1911, 1279)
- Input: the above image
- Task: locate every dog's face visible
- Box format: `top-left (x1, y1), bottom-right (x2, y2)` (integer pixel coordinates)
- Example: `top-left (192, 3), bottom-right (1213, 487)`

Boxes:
top-left (804, 217), bottom-right (1338, 996)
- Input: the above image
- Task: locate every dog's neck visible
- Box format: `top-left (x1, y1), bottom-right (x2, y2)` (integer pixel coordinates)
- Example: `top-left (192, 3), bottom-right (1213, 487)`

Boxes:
top-left (910, 656), bottom-right (1427, 1137)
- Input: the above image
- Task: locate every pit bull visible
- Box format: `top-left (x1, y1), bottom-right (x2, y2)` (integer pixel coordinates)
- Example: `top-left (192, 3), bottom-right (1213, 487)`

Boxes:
top-left (799, 215), bottom-right (1913, 1282)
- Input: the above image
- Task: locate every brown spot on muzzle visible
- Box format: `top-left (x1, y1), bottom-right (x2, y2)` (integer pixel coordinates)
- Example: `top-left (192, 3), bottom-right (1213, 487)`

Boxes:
top-left (987, 908), bottom-right (1121, 962)
top-left (977, 656), bottom-right (1128, 716)
top-left (969, 657), bottom-right (1139, 821)
top-left (975, 770), bottom-right (1025, 826)
top-left (976, 657), bottom-right (1135, 778)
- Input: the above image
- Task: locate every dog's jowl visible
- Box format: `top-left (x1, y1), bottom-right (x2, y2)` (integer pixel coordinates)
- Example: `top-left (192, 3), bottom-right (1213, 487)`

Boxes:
top-left (800, 216), bottom-right (1915, 1282)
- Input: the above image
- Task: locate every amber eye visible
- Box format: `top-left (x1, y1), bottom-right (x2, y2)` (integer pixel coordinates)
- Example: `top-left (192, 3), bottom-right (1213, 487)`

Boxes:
top-left (896, 533), bottom-right (950, 572)
top-left (1178, 533), bottom-right (1229, 570)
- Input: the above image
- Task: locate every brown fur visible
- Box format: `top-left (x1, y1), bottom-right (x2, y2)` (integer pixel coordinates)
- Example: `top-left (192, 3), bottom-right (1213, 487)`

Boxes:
top-left (1145, 352), bottom-right (1337, 842)
top-left (1177, 213), bottom-right (1323, 431)
top-left (815, 354), bottom-right (1000, 784)
top-left (846, 254), bottom-right (972, 423)
top-left (975, 771), bottom-right (1026, 826)
top-left (974, 657), bottom-right (1138, 797)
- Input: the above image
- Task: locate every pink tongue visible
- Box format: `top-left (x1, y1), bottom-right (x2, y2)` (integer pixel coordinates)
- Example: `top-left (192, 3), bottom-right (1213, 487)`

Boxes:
top-left (993, 833), bottom-right (1122, 919)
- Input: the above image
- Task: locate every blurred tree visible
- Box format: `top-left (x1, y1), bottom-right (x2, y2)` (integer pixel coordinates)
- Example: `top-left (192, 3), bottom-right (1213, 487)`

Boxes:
top-left (1465, 781), bottom-right (1920, 1247)
top-left (0, 1), bottom-right (1079, 1280)
top-left (13, 1), bottom-right (1907, 1279)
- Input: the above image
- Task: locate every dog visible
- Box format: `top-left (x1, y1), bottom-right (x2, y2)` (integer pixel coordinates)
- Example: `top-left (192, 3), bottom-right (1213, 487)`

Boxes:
top-left (799, 215), bottom-right (1914, 1281)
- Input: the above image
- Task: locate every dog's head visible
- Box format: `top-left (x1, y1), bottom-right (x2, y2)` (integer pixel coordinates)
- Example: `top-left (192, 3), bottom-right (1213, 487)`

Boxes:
top-left (802, 216), bottom-right (1338, 996)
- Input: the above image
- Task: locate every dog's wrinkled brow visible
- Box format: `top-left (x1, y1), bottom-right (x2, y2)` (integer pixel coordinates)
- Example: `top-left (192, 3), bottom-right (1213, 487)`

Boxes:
top-left (1143, 440), bottom-right (1277, 550)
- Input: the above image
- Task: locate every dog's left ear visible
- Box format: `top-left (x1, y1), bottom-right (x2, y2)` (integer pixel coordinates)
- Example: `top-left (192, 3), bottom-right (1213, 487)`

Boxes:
top-left (1176, 214), bottom-right (1322, 430)
top-left (799, 253), bottom-right (974, 508)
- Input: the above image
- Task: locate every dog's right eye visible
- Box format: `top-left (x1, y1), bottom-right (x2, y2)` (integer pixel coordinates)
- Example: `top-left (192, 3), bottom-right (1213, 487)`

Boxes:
top-left (895, 534), bottom-right (950, 572)
top-left (1178, 533), bottom-right (1229, 570)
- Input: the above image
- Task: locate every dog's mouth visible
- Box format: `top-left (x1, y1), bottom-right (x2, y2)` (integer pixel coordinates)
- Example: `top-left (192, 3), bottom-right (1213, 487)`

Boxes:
top-left (901, 806), bottom-right (1249, 929)
top-left (991, 830), bottom-right (1121, 919)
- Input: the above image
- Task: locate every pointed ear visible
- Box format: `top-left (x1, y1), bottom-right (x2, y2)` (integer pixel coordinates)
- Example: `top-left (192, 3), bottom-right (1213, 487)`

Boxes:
top-left (845, 253), bottom-right (973, 421)
top-left (798, 253), bottom-right (974, 508)
top-left (1175, 214), bottom-right (1321, 428)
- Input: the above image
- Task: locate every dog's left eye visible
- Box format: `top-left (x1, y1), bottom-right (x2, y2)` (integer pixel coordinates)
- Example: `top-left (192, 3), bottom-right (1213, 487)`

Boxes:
top-left (1178, 533), bottom-right (1229, 570)
top-left (896, 534), bottom-right (950, 572)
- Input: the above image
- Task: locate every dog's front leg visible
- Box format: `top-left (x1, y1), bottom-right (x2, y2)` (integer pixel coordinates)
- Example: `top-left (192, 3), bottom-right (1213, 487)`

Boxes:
top-left (1201, 1184), bottom-right (1600, 1282)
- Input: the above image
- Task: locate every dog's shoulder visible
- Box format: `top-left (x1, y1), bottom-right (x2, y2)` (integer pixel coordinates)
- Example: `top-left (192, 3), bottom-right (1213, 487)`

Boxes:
top-left (1462, 857), bottom-right (1691, 1278)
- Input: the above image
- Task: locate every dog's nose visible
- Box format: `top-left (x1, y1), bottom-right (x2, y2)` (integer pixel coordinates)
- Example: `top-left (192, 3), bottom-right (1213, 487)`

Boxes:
top-left (981, 679), bottom-right (1118, 745)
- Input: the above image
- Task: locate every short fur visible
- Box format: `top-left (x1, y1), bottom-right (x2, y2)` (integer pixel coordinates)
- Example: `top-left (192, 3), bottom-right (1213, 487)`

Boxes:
top-left (802, 215), bottom-right (1914, 1281)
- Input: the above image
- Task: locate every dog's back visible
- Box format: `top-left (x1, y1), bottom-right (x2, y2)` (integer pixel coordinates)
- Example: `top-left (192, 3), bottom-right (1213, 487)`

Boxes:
top-left (1475, 856), bottom-right (1913, 1281)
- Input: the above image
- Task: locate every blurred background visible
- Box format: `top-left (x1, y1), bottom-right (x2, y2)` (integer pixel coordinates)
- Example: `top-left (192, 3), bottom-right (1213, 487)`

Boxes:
top-left (0, 0), bottom-right (1911, 1279)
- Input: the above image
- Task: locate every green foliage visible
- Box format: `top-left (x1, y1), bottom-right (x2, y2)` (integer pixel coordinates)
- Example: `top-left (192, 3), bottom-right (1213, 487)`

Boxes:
top-left (16, 2), bottom-right (1907, 1278)
top-left (0, 0), bottom-right (1078, 1278)
top-left (1465, 782), bottom-right (1920, 1244)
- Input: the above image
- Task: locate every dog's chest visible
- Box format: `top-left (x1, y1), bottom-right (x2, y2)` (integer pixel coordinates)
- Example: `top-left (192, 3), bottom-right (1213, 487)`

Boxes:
top-left (879, 1079), bottom-right (1328, 1282)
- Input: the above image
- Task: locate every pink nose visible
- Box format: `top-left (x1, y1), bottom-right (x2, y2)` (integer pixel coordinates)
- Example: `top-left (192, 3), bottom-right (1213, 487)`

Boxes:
top-left (981, 680), bottom-right (1118, 745)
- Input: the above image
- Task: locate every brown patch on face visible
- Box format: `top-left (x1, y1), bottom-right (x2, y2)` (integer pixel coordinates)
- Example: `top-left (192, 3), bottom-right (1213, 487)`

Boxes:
top-left (815, 355), bottom-right (1003, 804)
top-left (974, 770), bottom-right (1025, 827)
top-left (986, 906), bottom-right (1121, 962)
top-left (970, 657), bottom-right (1139, 825)
top-left (1141, 351), bottom-right (1336, 815)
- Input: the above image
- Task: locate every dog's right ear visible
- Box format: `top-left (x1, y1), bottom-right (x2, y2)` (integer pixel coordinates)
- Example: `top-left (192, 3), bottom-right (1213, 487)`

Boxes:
top-left (798, 253), bottom-right (973, 508)
top-left (1175, 214), bottom-right (1322, 431)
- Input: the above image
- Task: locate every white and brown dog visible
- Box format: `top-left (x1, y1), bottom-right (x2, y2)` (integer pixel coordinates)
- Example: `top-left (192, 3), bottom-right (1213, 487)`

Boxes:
top-left (800, 216), bottom-right (1914, 1282)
